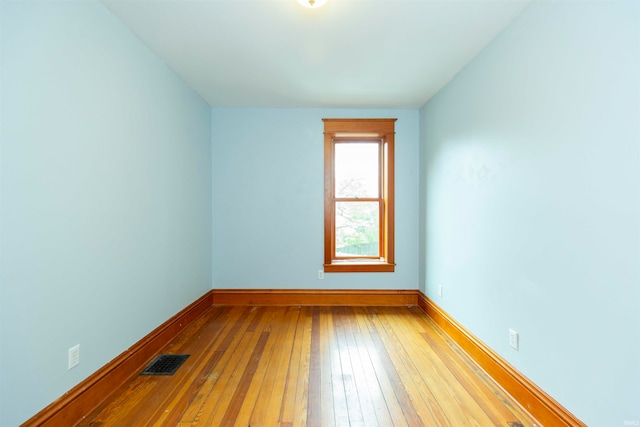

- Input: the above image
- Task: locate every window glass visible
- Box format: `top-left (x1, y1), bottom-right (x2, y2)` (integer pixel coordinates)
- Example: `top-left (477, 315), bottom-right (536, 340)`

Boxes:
top-left (335, 201), bottom-right (380, 257)
top-left (335, 143), bottom-right (379, 198)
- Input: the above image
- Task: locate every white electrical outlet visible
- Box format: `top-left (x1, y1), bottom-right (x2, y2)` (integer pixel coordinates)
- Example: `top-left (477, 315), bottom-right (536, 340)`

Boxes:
top-left (509, 329), bottom-right (519, 351)
top-left (438, 285), bottom-right (443, 297)
top-left (318, 270), bottom-right (324, 280)
top-left (68, 344), bottom-right (80, 370)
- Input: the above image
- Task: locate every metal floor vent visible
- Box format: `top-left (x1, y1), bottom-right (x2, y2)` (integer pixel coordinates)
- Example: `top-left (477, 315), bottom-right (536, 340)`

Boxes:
top-left (141, 354), bottom-right (190, 375)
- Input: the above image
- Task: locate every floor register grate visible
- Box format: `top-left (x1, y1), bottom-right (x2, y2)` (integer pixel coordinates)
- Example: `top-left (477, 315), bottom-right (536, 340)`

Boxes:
top-left (141, 354), bottom-right (190, 375)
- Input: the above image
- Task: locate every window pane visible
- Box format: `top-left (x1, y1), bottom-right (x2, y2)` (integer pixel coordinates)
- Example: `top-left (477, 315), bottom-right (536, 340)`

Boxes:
top-left (335, 201), bottom-right (379, 257)
top-left (335, 143), bottom-right (379, 198)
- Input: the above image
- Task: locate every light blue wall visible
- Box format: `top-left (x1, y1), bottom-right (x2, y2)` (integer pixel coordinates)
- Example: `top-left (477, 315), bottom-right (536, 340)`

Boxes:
top-left (419, 1), bottom-right (640, 425)
top-left (212, 108), bottom-right (419, 290)
top-left (0, 2), bottom-right (212, 425)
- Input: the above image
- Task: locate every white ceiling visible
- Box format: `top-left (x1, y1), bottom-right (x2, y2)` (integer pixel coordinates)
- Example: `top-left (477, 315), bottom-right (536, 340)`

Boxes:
top-left (102, 0), bottom-right (531, 109)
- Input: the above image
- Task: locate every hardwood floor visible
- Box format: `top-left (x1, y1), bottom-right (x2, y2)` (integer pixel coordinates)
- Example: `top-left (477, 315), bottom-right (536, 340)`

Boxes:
top-left (80, 306), bottom-right (539, 427)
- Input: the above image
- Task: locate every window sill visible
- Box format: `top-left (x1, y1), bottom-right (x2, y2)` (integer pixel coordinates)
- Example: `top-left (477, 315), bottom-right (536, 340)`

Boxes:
top-left (323, 262), bottom-right (395, 273)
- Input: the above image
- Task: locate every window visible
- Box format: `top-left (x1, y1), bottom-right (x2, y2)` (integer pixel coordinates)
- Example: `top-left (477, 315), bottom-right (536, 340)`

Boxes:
top-left (323, 118), bottom-right (396, 272)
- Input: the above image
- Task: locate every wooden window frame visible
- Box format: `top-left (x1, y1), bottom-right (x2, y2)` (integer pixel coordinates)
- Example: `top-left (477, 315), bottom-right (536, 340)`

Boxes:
top-left (323, 118), bottom-right (396, 273)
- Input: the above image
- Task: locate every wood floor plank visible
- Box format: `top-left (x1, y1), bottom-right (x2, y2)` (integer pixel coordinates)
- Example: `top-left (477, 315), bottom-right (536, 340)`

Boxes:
top-left (144, 308), bottom-right (238, 426)
top-left (291, 307), bottom-right (312, 427)
top-left (82, 305), bottom-right (541, 427)
top-left (252, 306), bottom-right (300, 426)
top-left (364, 307), bottom-right (426, 426)
top-left (80, 377), bottom-right (157, 426)
top-left (352, 307), bottom-right (407, 427)
top-left (219, 331), bottom-right (270, 426)
top-left (333, 307), bottom-right (366, 425)
top-left (202, 329), bottom-right (265, 425)
top-left (219, 308), bottom-right (283, 427)
top-left (279, 310), bottom-right (303, 424)
top-left (280, 307), bottom-right (311, 426)
top-left (371, 307), bottom-right (447, 426)
top-left (228, 308), bottom-right (284, 427)
top-left (306, 307), bottom-right (322, 427)
top-left (342, 307), bottom-right (395, 427)
top-left (243, 308), bottom-right (290, 426)
top-left (323, 306), bottom-right (343, 427)
top-left (179, 306), bottom-right (259, 424)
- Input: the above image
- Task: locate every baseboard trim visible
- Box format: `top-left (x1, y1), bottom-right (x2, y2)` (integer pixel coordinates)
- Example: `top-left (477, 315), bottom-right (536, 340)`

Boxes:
top-left (22, 290), bottom-right (214, 427)
top-left (211, 289), bottom-right (419, 306)
top-left (417, 292), bottom-right (586, 427)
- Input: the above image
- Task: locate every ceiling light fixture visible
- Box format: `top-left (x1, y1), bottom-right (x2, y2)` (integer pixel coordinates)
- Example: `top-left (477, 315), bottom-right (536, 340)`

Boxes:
top-left (297, 0), bottom-right (328, 8)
